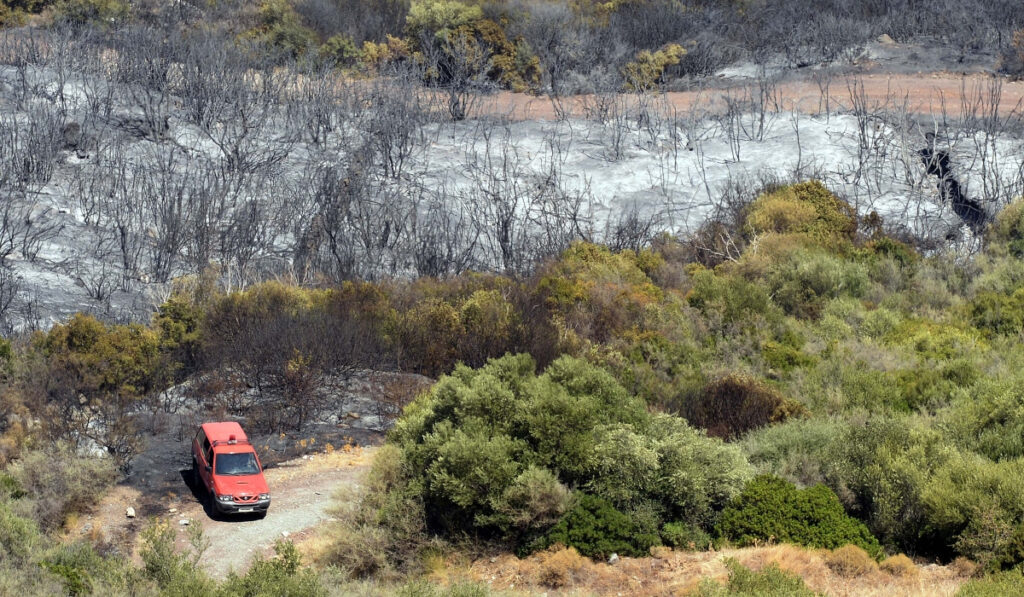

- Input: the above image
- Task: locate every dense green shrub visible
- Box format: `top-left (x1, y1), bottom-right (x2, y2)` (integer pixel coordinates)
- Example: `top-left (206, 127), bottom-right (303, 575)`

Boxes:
top-left (319, 34), bottom-right (362, 66)
top-left (622, 43), bottom-right (686, 91)
top-left (744, 181), bottom-right (857, 243)
top-left (942, 376), bottom-right (1024, 460)
top-left (687, 268), bottom-right (780, 328)
top-left (661, 521), bottom-right (713, 550)
top-left (986, 199), bottom-right (1024, 258)
top-left (766, 252), bottom-right (869, 319)
top-left (536, 493), bottom-right (660, 558)
top-left (717, 475), bottom-right (881, 558)
top-left (969, 289), bottom-right (1024, 336)
top-left (405, 0), bottom-right (540, 92)
top-left (380, 354), bottom-right (750, 559)
top-left (140, 521), bottom-right (215, 593)
top-left (251, 0), bottom-right (319, 57)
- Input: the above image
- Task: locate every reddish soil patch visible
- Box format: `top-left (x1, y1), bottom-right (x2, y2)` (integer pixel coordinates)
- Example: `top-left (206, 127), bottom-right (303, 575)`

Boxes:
top-left (466, 74), bottom-right (1024, 121)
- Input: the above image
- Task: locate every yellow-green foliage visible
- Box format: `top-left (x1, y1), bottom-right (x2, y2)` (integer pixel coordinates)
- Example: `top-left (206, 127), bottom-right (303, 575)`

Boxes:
top-left (0, 4), bottom-right (16, 27)
top-left (744, 181), bottom-right (857, 244)
top-left (208, 280), bottom-right (331, 324)
top-left (622, 43), bottom-right (686, 91)
top-left (319, 34), bottom-right (361, 66)
top-left (360, 34), bottom-right (412, 68)
top-left (537, 242), bottom-right (667, 344)
top-left (987, 198), bottom-right (1024, 257)
top-left (405, 0), bottom-right (483, 38)
top-left (404, 0), bottom-right (540, 92)
top-left (55, 0), bottom-right (129, 26)
top-left (41, 313), bottom-right (162, 400)
top-left (249, 0), bottom-right (318, 57)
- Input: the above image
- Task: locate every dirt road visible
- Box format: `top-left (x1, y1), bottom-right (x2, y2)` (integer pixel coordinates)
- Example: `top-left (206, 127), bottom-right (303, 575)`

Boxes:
top-left (80, 410), bottom-right (385, 578)
top-left (467, 73), bottom-right (1024, 121)
top-left (178, 447), bottom-right (374, 578)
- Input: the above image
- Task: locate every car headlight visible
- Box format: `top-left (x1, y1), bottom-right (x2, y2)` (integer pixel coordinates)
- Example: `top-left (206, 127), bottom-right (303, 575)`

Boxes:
top-left (259, 493), bottom-right (270, 500)
top-left (217, 494), bottom-right (233, 503)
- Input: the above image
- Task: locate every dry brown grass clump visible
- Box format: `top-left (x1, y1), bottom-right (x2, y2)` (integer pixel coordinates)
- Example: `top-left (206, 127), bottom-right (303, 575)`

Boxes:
top-left (533, 544), bottom-right (588, 588)
top-left (879, 554), bottom-right (918, 578)
top-left (465, 543), bottom-right (972, 597)
top-left (824, 545), bottom-right (878, 578)
top-left (949, 556), bottom-right (980, 578)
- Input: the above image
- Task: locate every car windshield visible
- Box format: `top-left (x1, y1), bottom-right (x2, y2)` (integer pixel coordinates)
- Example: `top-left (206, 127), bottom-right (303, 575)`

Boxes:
top-left (215, 452), bottom-right (260, 476)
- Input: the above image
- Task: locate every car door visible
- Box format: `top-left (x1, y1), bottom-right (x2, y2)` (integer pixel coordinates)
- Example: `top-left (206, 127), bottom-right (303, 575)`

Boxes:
top-left (196, 433), bottom-right (214, 490)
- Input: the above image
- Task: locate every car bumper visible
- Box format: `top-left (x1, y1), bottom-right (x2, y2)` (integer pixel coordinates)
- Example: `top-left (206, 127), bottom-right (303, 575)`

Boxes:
top-left (214, 498), bottom-right (270, 514)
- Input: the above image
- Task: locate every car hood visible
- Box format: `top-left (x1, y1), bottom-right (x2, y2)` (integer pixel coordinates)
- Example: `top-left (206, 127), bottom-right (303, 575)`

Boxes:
top-left (213, 474), bottom-right (269, 497)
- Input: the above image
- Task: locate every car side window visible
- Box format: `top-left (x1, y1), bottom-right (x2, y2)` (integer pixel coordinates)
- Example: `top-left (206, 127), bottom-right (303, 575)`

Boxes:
top-left (203, 438), bottom-right (213, 465)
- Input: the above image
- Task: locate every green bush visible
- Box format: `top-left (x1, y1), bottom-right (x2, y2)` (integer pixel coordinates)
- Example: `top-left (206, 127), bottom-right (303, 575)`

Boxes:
top-left (761, 340), bottom-right (815, 374)
top-left (383, 354), bottom-right (750, 557)
top-left (662, 521), bottom-right (713, 550)
top-left (405, 0), bottom-right (540, 91)
top-left (943, 376), bottom-right (1024, 460)
top-left (251, 0), bottom-right (318, 58)
top-left (969, 289), bottom-right (1024, 336)
top-left (956, 569), bottom-right (1024, 597)
top-left (986, 199), bottom-right (1024, 258)
top-left (7, 445), bottom-right (117, 532)
top-left (0, 501), bottom-right (41, 564)
top-left (744, 181), bottom-right (857, 243)
top-left (742, 418), bottom-right (842, 488)
top-left (717, 475), bottom-right (882, 558)
top-left (536, 493), bottom-right (660, 558)
top-left (54, 0), bottom-right (129, 26)
top-left (767, 252), bottom-right (869, 319)
top-left (140, 520), bottom-right (215, 593)
top-left (691, 558), bottom-right (819, 597)
top-left (622, 44), bottom-right (686, 91)
top-left (221, 540), bottom-right (326, 597)
top-left (688, 268), bottom-right (781, 328)
top-left (319, 34), bottom-right (362, 66)
top-left (38, 542), bottom-right (135, 596)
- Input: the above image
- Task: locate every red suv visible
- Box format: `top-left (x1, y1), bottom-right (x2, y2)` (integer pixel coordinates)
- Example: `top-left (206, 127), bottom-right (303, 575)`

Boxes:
top-left (191, 422), bottom-right (270, 517)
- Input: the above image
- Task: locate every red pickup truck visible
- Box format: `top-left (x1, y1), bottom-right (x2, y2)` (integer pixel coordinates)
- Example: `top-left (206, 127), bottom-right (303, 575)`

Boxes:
top-left (191, 422), bottom-right (270, 517)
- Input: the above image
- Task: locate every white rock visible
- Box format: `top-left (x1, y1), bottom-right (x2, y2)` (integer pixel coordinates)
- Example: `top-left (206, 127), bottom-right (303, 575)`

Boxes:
top-left (126, 507), bottom-right (136, 518)
top-left (168, 507), bottom-right (177, 514)
top-left (608, 553), bottom-right (619, 564)
top-left (281, 531), bottom-right (290, 538)
top-left (179, 519), bottom-right (190, 526)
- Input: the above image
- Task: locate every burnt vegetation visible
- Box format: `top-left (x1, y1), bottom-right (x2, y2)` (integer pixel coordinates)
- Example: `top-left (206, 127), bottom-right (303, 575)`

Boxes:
top-left (3, 1), bottom-right (1024, 595)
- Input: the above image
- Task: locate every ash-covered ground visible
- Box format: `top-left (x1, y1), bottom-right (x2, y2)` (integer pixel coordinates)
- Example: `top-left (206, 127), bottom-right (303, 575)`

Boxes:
top-left (2, 33), bottom-right (1023, 330)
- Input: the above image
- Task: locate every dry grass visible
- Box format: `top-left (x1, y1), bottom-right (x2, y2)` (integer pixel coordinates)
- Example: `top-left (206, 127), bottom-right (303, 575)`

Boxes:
top-left (880, 554), bottom-right (919, 579)
top-left (460, 543), bottom-right (973, 596)
top-left (825, 545), bottom-right (878, 578)
top-left (265, 444), bottom-right (373, 484)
